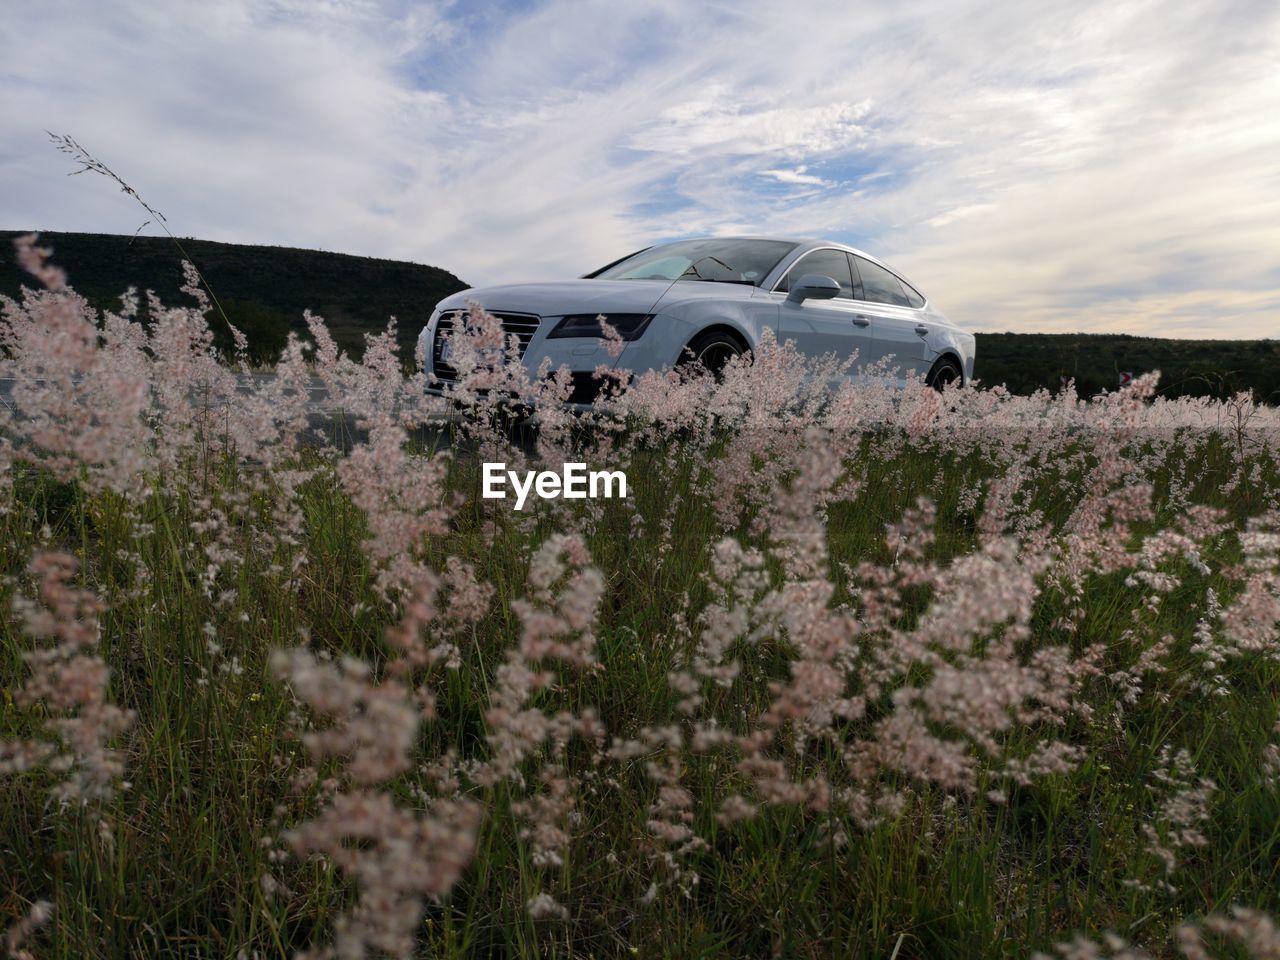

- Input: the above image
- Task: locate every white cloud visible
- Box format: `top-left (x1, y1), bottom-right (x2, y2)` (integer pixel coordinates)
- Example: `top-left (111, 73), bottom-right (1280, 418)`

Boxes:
top-left (632, 93), bottom-right (870, 159)
top-left (759, 166), bottom-right (833, 187)
top-left (924, 204), bottom-right (994, 229)
top-left (1, 0), bottom-right (1277, 338)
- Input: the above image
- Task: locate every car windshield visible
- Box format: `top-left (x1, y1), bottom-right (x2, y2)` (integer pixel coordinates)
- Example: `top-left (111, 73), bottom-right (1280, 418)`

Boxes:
top-left (590, 238), bottom-right (798, 287)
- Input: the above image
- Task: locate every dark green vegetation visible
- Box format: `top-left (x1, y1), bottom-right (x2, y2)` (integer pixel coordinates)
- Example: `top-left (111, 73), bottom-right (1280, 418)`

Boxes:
top-left (0, 230), bottom-right (468, 363)
top-left (978, 331), bottom-right (1280, 402)
top-left (3, 230), bottom-right (1277, 398)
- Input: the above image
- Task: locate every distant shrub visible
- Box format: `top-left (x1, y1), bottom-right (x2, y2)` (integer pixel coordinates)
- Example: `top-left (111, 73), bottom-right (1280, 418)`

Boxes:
top-left (216, 298), bottom-right (290, 364)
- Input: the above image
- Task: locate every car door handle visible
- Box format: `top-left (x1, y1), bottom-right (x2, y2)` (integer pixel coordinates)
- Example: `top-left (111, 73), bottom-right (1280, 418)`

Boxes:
top-left (914, 323), bottom-right (929, 337)
top-left (852, 315), bottom-right (871, 327)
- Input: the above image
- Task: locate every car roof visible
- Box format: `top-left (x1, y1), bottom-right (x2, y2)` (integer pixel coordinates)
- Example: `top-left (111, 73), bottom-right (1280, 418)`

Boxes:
top-left (677, 235), bottom-right (884, 265)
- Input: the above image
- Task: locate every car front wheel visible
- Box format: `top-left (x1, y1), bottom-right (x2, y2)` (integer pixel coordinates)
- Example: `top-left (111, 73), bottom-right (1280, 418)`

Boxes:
top-left (679, 329), bottom-right (748, 378)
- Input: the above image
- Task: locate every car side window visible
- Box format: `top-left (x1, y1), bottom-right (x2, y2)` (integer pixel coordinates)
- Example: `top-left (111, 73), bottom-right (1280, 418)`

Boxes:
top-left (777, 249), bottom-right (856, 299)
top-left (853, 256), bottom-right (911, 307)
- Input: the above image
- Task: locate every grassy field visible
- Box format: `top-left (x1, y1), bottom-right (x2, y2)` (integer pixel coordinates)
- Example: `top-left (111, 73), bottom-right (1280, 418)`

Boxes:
top-left (3, 244), bottom-right (1280, 959)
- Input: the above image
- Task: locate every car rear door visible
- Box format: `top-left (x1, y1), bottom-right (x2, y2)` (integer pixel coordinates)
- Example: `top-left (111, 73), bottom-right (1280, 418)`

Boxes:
top-left (775, 249), bottom-right (872, 380)
top-left (851, 255), bottom-right (933, 381)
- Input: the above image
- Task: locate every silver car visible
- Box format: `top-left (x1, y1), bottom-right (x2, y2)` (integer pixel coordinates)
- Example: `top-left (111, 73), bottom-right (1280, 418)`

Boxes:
top-left (418, 237), bottom-right (975, 405)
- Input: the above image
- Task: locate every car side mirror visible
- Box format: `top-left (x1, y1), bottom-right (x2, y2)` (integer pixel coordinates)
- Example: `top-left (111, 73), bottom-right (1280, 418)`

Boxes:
top-left (786, 274), bottom-right (841, 303)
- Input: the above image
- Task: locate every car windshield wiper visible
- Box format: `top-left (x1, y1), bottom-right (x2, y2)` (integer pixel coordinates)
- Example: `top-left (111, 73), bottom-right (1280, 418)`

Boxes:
top-left (678, 255), bottom-right (756, 285)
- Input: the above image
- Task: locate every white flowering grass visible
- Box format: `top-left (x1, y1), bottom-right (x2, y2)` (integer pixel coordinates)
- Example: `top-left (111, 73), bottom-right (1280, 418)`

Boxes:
top-left (1, 237), bottom-right (1280, 958)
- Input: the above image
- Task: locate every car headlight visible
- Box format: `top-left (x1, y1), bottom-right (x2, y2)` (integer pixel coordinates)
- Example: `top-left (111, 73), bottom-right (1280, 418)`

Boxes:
top-left (545, 313), bottom-right (654, 341)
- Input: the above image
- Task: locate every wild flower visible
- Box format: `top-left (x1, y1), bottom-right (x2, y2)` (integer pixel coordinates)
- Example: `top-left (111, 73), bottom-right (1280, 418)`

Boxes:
top-left (1032, 907), bottom-right (1280, 960)
top-left (1263, 721), bottom-right (1280, 790)
top-left (0, 236), bottom-right (153, 494)
top-left (473, 527), bottom-right (606, 886)
top-left (1219, 511), bottom-right (1280, 657)
top-left (2, 900), bottom-right (53, 960)
top-left (336, 415), bottom-right (455, 599)
top-left (1124, 746), bottom-right (1216, 895)
top-left (1179, 907), bottom-right (1280, 959)
top-left (512, 766), bottom-right (576, 869)
top-left (1032, 931), bottom-right (1154, 960)
top-left (270, 644), bottom-right (480, 960)
top-left (2, 552), bottom-right (134, 805)
top-left (526, 892), bottom-right (569, 921)
top-left (283, 790), bottom-right (479, 960)
top-left (609, 725), bottom-right (708, 895)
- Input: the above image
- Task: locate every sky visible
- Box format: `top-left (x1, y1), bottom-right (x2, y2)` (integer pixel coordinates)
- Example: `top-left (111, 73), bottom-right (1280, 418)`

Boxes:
top-left (1, 0), bottom-right (1278, 337)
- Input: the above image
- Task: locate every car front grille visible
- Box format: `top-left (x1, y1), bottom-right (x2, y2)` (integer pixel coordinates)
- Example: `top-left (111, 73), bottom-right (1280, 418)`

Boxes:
top-left (431, 310), bottom-right (541, 383)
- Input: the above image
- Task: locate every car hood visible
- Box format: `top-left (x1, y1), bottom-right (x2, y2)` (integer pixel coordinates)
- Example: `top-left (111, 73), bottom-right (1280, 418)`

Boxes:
top-left (436, 279), bottom-right (756, 317)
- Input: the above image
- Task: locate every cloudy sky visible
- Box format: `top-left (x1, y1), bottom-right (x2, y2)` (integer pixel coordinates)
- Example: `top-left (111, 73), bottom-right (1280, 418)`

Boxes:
top-left (2, 0), bottom-right (1278, 336)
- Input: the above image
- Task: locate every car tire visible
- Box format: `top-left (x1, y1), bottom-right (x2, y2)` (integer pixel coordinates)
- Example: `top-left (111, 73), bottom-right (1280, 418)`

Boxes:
top-left (679, 329), bottom-right (748, 378)
top-left (925, 355), bottom-right (962, 391)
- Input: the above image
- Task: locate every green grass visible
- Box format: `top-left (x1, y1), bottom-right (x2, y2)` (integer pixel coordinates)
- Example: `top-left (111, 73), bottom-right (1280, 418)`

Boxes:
top-left (2, 426), bottom-right (1279, 960)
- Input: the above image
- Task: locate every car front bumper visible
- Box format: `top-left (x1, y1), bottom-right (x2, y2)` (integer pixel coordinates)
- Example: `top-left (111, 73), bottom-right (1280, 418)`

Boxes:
top-left (418, 308), bottom-right (691, 408)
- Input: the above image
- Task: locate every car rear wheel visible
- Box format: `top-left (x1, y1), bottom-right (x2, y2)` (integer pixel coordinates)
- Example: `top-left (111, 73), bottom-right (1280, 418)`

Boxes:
top-left (926, 355), bottom-right (962, 391)
top-left (679, 329), bottom-right (748, 378)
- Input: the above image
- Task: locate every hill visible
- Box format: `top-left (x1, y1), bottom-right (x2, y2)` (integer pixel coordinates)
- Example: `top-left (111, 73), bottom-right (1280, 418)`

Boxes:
top-left (0, 230), bottom-right (469, 362)
top-left (975, 331), bottom-right (1280, 402)
top-left (2, 230), bottom-right (1276, 400)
